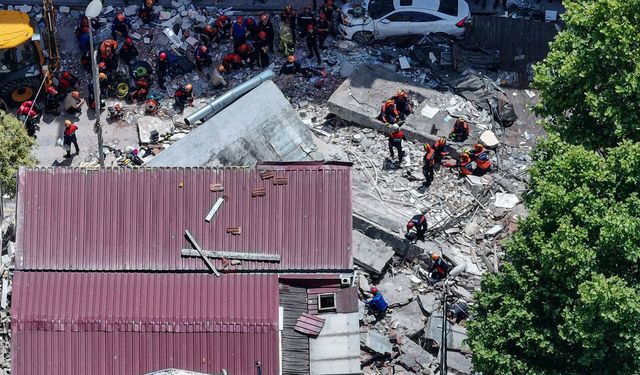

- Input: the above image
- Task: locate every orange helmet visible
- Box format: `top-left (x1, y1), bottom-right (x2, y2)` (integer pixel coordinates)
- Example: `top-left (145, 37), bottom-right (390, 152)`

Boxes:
top-left (71, 91), bottom-right (80, 98)
top-left (431, 253), bottom-right (439, 261)
top-left (99, 73), bottom-right (107, 81)
top-left (218, 64), bottom-right (226, 72)
top-left (199, 45), bottom-right (208, 53)
top-left (184, 84), bottom-right (193, 91)
top-left (397, 89), bottom-right (407, 98)
top-left (434, 137), bottom-right (446, 148)
top-left (64, 120), bottom-right (72, 126)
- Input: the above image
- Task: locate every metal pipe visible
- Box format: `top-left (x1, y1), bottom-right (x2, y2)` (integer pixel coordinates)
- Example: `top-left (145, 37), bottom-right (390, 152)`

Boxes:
top-left (87, 17), bottom-right (104, 167)
top-left (184, 69), bottom-right (275, 126)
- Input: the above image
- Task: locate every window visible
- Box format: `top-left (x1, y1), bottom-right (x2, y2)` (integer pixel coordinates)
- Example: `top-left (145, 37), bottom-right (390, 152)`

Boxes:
top-left (399, 0), bottom-right (413, 6)
top-left (318, 293), bottom-right (337, 312)
top-left (438, 0), bottom-right (459, 16)
top-left (386, 12), bottom-right (410, 22)
top-left (0, 42), bottom-right (38, 73)
top-left (406, 11), bottom-right (442, 22)
top-left (368, 0), bottom-right (395, 19)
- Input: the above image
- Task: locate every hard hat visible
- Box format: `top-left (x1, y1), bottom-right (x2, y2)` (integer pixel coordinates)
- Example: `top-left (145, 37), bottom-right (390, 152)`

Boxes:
top-left (246, 17), bottom-right (254, 25)
top-left (125, 37), bottom-right (133, 44)
top-left (319, 13), bottom-right (327, 20)
top-left (307, 23), bottom-right (314, 30)
top-left (117, 12), bottom-right (125, 21)
top-left (284, 4), bottom-right (292, 12)
top-left (239, 44), bottom-right (249, 53)
top-left (260, 13), bottom-right (268, 21)
top-left (62, 71), bottom-right (70, 78)
top-left (407, 221), bottom-right (415, 229)
top-left (46, 86), bottom-right (58, 95)
top-left (287, 55), bottom-right (295, 62)
top-left (391, 124), bottom-right (400, 131)
top-left (218, 64), bottom-right (226, 72)
top-left (146, 0), bottom-right (154, 5)
top-left (99, 73), bottom-right (107, 81)
top-left (98, 62), bottom-right (106, 69)
top-left (199, 45), bottom-right (208, 53)
top-left (82, 26), bottom-right (89, 33)
top-left (397, 89), bottom-right (407, 97)
top-left (71, 91), bottom-right (80, 98)
top-left (431, 253), bottom-right (440, 261)
top-left (421, 208), bottom-right (428, 215)
top-left (185, 83), bottom-right (193, 91)
top-left (370, 287), bottom-right (378, 295)
top-left (385, 98), bottom-right (395, 105)
top-left (258, 31), bottom-right (267, 40)
top-left (236, 15), bottom-right (244, 23)
top-left (423, 143), bottom-right (431, 151)
top-left (159, 52), bottom-right (168, 61)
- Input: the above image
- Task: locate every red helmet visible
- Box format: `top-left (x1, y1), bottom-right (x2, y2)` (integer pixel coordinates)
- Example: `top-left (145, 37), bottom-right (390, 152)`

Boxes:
top-left (199, 45), bottom-right (208, 53)
top-left (407, 222), bottom-right (415, 229)
top-left (370, 287), bottom-right (378, 295)
top-left (232, 54), bottom-right (242, 64)
top-left (62, 71), bottom-right (70, 78)
top-left (307, 23), bottom-right (314, 30)
top-left (236, 16), bottom-right (244, 23)
top-left (125, 37), bottom-right (133, 44)
top-left (238, 44), bottom-right (249, 53)
top-left (159, 52), bottom-right (168, 61)
top-left (327, 0), bottom-right (333, 5)
top-left (258, 31), bottom-right (267, 40)
top-left (319, 13), bottom-right (326, 21)
top-left (246, 17), bottom-right (254, 25)
top-left (117, 12), bottom-right (125, 22)
top-left (82, 26), bottom-right (89, 33)
top-left (46, 86), bottom-right (58, 95)
top-left (98, 62), bottom-right (106, 69)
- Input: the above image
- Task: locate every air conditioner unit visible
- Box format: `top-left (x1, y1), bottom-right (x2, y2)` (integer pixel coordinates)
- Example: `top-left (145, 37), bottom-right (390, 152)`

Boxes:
top-left (340, 274), bottom-right (354, 286)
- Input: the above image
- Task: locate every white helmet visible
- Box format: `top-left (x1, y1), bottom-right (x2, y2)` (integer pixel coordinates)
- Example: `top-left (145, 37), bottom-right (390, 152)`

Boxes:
top-left (391, 124), bottom-right (400, 131)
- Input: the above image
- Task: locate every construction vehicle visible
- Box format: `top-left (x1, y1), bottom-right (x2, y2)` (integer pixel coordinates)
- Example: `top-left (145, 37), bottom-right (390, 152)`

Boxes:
top-left (0, 5), bottom-right (59, 107)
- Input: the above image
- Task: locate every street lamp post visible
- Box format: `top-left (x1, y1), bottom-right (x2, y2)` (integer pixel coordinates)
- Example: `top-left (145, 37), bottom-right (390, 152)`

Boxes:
top-left (85, 0), bottom-right (104, 167)
top-left (440, 262), bottom-right (467, 375)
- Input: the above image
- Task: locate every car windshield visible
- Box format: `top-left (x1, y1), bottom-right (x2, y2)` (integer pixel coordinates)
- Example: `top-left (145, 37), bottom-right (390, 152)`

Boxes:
top-left (0, 42), bottom-right (38, 74)
top-left (368, 0), bottom-right (395, 19)
top-left (438, 0), bottom-right (458, 16)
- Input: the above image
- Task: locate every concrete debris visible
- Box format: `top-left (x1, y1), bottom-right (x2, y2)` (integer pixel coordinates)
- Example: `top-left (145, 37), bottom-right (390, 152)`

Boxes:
top-left (479, 130), bottom-right (500, 148)
top-left (361, 330), bottom-right (393, 355)
top-left (397, 339), bottom-right (433, 372)
top-left (124, 5), bottom-right (138, 16)
top-left (58, 6), bottom-right (70, 13)
top-left (352, 231), bottom-right (394, 275)
top-left (391, 300), bottom-right (426, 336)
top-left (484, 224), bottom-right (504, 237)
top-left (18, 5), bottom-right (32, 13)
top-left (377, 275), bottom-right (415, 307)
top-left (399, 56), bottom-right (411, 70)
top-left (102, 5), bottom-right (114, 14)
top-left (417, 294), bottom-right (439, 315)
top-left (447, 351), bottom-right (473, 373)
top-left (159, 11), bottom-right (172, 20)
top-left (494, 192), bottom-right (519, 209)
top-left (137, 116), bottom-right (174, 144)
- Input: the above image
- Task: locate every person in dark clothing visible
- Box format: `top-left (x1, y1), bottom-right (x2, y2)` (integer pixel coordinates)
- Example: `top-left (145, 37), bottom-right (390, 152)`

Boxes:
top-left (111, 12), bottom-right (132, 39)
top-left (57, 71), bottom-right (79, 96)
top-left (257, 13), bottom-right (275, 52)
top-left (430, 253), bottom-right (449, 280)
top-left (392, 89), bottom-right (412, 119)
top-left (423, 143), bottom-right (435, 186)
top-left (317, 13), bottom-right (330, 49)
top-left (306, 24), bottom-right (321, 65)
top-left (119, 37), bottom-right (139, 65)
top-left (231, 16), bottom-right (247, 53)
top-left (447, 301), bottom-right (469, 324)
top-left (449, 118), bottom-right (470, 142)
top-left (365, 287), bottom-right (388, 319)
top-left (215, 15), bottom-right (231, 39)
top-left (63, 120), bottom-right (80, 158)
top-left (200, 24), bottom-right (219, 46)
top-left (156, 52), bottom-right (168, 90)
top-left (297, 6), bottom-right (315, 38)
top-left (138, 0), bottom-right (155, 24)
top-left (238, 43), bottom-right (254, 68)
top-left (254, 31), bottom-right (270, 68)
top-left (279, 55), bottom-right (301, 75)
top-left (194, 45), bottom-right (213, 70)
top-left (281, 5), bottom-right (297, 44)
top-left (19, 114), bottom-right (37, 139)
top-left (319, 0), bottom-right (337, 35)
top-left (388, 124), bottom-right (406, 163)
top-left (220, 53), bottom-right (244, 72)
top-left (78, 26), bottom-right (90, 53)
top-left (45, 86), bottom-right (61, 115)
top-left (244, 17), bottom-right (258, 41)
top-left (173, 84), bottom-right (193, 113)
top-left (98, 73), bottom-right (110, 98)
top-left (406, 210), bottom-right (428, 241)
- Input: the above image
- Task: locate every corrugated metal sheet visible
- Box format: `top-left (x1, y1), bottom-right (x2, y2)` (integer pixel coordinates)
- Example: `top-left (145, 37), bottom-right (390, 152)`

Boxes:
top-left (15, 162), bottom-right (353, 272)
top-left (294, 313), bottom-right (326, 337)
top-left (11, 272), bottom-right (279, 375)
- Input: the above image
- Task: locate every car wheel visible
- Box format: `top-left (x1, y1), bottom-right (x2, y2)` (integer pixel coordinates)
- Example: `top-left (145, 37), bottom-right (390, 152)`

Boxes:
top-left (352, 31), bottom-right (374, 44)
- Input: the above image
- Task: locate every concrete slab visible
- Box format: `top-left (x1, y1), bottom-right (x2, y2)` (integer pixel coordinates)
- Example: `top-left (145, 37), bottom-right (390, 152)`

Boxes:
top-left (137, 116), bottom-right (174, 144)
top-left (377, 274), bottom-right (415, 307)
top-left (397, 339), bottom-right (434, 372)
top-left (417, 293), bottom-right (440, 315)
top-left (447, 351), bottom-right (473, 374)
top-left (360, 330), bottom-right (393, 355)
top-left (147, 80), bottom-right (322, 167)
top-left (392, 300), bottom-right (427, 336)
top-left (352, 230), bottom-right (395, 275)
top-left (427, 314), bottom-right (470, 352)
top-left (309, 313), bottom-right (360, 375)
top-left (327, 64), bottom-right (456, 145)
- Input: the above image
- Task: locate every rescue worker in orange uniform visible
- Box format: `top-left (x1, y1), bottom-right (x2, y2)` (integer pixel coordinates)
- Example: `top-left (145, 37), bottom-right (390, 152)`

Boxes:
top-left (379, 99), bottom-right (400, 124)
top-left (471, 143), bottom-right (491, 174)
top-left (423, 143), bottom-right (436, 185)
top-left (459, 151), bottom-right (475, 176)
top-left (430, 253), bottom-right (449, 280)
top-left (392, 89), bottom-right (413, 119)
top-left (432, 137), bottom-right (447, 163)
top-left (388, 124), bottom-right (406, 163)
top-left (450, 118), bottom-right (470, 142)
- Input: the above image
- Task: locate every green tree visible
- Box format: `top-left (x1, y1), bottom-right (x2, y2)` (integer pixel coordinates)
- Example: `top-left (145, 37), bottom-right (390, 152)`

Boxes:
top-left (467, 137), bottom-right (640, 375)
top-left (533, 0), bottom-right (640, 148)
top-left (0, 111), bottom-right (37, 195)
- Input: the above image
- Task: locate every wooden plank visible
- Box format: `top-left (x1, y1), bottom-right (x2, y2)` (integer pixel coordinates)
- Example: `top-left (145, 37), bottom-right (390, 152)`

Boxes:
top-left (184, 230), bottom-right (220, 277)
top-left (205, 196), bottom-right (226, 222)
top-left (294, 313), bottom-right (326, 337)
top-left (181, 249), bottom-right (281, 262)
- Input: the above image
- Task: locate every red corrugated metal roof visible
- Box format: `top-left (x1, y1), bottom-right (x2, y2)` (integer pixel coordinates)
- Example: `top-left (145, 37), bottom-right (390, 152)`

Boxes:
top-left (15, 162), bottom-right (353, 272)
top-left (11, 272), bottom-right (279, 375)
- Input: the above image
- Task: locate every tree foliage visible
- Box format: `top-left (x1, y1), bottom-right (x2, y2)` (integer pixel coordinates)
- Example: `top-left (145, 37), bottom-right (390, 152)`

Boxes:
top-left (0, 111), bottom-right (37, 195)
top-left (533, 0), bottom-right (640, 148)
top-left (467, 137), bottom-right (640, 375)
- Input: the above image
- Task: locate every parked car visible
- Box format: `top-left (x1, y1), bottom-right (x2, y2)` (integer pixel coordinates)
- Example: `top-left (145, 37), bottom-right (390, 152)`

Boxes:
top-left (339, 0), bottom-right (470, 43)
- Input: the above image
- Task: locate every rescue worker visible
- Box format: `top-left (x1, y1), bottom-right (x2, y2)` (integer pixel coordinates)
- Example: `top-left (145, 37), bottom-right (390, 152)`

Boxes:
top-left (237, 43), bottom-right (254, 68)
top-left (319, 0), bottom-right (337, 36)
top-left (111, 12), bottom-right (132, 39)
top-left (231, 16), bottom-right (247, 53)
top-left (430, 253), bottom-right (449, 280)
top-left (57, 71), bottom-right (79, 95)
top-left (17, 100), bottom-right (38, 119)
top-left (63, 120), bottom-right (80, 158)
top-left (279, 21), bottom-right (295, 56)
top-left (78, 26), bottom-right (90, 58)
top-left (99, 39), bottom-right (119, 71)
top-left (98, 72), bottom-right (110, 97)
top-left (215, 14), bottom-right (231, 39)
top-left (200, 24), bottom-right (219, 46)
top-left (432, 137), bottom-right (447, 163)
top-left (254, 31), bottom-right (271, 68)
top-left (194, 45), bottom-right (212, 70)
top-left (306, 24), bottom-right (321, 66)
top-left (317, 13), bottom-right (330, 49)
top-left (471, 143), bottom-right (491, 174)
top-left (220, 53), bottom-right (244, 72)
top-left (138, 0), bottom-right (155, 24)
top-left (392, 89), bottom-right (412, 118)
top-left (45, 86), bottom-right (61, 115)
top-left (257, 13), bottom-right (275, 52)
top-left (459, 150), bottom-right (476, 176)
top-left (207, 65), bottom-right (227, 88)
top-left (447, 301), bottom-right (469, 325)
top-left (423, 143), bottom-right (435, 186)
top-left (279, 55), bottom-right (301, 75)
top-left (281, 5), bottom-right (297, 44)
top-left (406, 210), bottom-right (428, 241)
top-left (450, 118), bottom-right (470, 142)
top-left (388, 124), bottom-right (406, 163)
top-left (365, 287), bottom-right (388, 318)
top-left (379, 99), bottom-right (400, 124)
top-left (244, 17), bottom-right (258, 41)
top-left (297, 5), bottom-right (315, 38)
top-left (156, 52), bottom-right (168, 90)
top-left (119, 37), bottom-right (139, 65)
top-left (173, 83), bottom-right (194, 113)
top-left (18, 112), bottom-right (37, 139)
top-left (64, 91), bottom-right (85, 114)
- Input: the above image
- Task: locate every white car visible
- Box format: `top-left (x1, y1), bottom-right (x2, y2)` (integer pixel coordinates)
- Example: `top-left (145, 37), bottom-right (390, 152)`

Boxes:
top-left (339, 0), bottom-right (470, 43)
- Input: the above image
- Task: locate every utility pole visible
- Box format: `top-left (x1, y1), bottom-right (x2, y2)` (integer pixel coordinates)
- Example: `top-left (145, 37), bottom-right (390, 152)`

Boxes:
top-left (85, 0), bottom-right (105, 167)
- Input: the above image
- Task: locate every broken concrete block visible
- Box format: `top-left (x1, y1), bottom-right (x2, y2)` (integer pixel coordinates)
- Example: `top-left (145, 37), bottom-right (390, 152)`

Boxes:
top-left (352, 230), bottom-right (394, 275)
top-left (484, 224), bottom-right (503, 237)
top-left (1, 278), bottom-right (8, 309)
top-left (340, 60), bottom-right (355, 78)
top-left (399, 56), bottom-right (410, 70)
top-left (171, 0), bottom-right (184, 7)
top-left (447, 351), bottom-right (473, 374)
top-left (195, 14), bottom-right (207, 22)
top-left (137, 116), bottom-right (174, 144)
top-left (377, 274), bottom-right (414, 306)
top-left (130, 32), bottom-right (142, 40)
top-left (408, 275), bottom-right (421, 284)
top-left (452, 285), bottom-right (473, 301)
top-left (420, 104), bottom-right (439, 119)
top-left (494, 192), bottom-right (519, 209)
top-left (178, 5), bottom-right (186, 13)
top-left (59, 6), bottom-right (70, 13)
top-left (392, 300), bottom-right (426, 336)
top-left (185, 36), bottom-right (199, 47)
top-left (103, 5), bottom-right (114, 14)
top-left (417, 293), bottom-right (439, 315)
top-left (18, 5), bottom-right (32, 13)
top-left (360, 330), bottom-right (393, 355)
top-left (124, 5), bottom-right (138, 16)
top-left (479, 130), bottom-right (500, 148)
top-left (159, 11), bottom-right (172, 20)
top-left (427, 314), bottom-right (469, 351)
top-left (465, 175), bottom-right (484, 186)
top-left (143, 37), bottom-right (151, 44)
top-left (398, 339), bottom-right (434, 371)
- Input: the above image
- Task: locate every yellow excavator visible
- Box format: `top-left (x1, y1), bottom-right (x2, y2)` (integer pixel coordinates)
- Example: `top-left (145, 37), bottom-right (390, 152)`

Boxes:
top-left (0, 1), bottom-right (59, 107)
